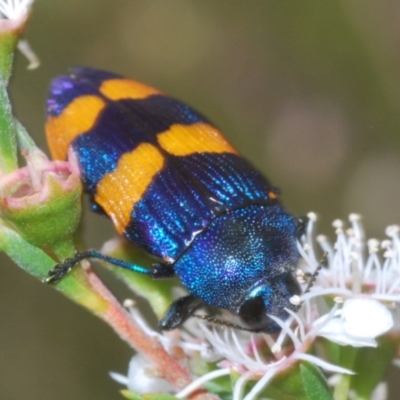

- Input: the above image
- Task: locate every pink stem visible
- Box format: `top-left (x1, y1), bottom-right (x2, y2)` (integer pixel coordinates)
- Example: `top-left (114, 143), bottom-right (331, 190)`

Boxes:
top-left (85, 265), bottom-right (219, 400)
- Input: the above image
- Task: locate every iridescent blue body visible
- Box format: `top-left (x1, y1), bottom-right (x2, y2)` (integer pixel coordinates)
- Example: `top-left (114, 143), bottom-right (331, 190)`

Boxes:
top-left (46, 67), bottom-right (301, 333)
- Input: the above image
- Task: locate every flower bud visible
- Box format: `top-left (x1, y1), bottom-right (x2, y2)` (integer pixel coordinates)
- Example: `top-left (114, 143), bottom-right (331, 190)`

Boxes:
top-left (0, 147), bottom-right (82, 255)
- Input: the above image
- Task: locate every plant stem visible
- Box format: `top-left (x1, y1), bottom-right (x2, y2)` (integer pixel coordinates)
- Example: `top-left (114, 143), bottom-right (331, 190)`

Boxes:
top-left (86, 264), bottom-right (219, 400)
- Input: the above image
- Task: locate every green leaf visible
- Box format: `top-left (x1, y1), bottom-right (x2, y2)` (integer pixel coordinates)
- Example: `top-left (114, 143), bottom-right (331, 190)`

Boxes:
top-left (300, 362), bottom-right (333, 400)
top-left (203, 381), bottom-right (233, 400)
top-left (201, 370), bottom-right (235, 400)
top-left (263, 361), bottom-right (333, 400)
top-left (317, 338), bottom-right (342, 365)
top-left (263, 362), bottom-right (305, 400)
top-left (0, 223), bottom-right (109, 313)
top-left (0, 76), bottom-right (17, 173)
top-left (0, 31), bottom-right (18, 84)
top-left (120, 389), bottom-right (177, 400)
top-left (142, 394), bottom-right (179, 400)
top-left (351, 336), bottom-right (396, 399)
top-left (119, 392), bottom-right (179, 400)
top-left (120, 390), bottom-right (143, 400)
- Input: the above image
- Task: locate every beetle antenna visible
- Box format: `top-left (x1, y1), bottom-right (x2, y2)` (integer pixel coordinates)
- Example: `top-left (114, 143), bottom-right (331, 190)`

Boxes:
top-left (193, 314), bottom-right (256, 332)
top-left (303, 251), bottom-right (328, 295)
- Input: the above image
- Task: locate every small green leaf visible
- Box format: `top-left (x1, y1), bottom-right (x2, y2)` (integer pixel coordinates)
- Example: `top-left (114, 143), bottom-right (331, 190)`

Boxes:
top-left (0, 223), bottom-right (109, 313)
top-left (317, 338), bottom-right (342, 365)
top-left (201, 369), bottom-right (235, 399)
top-left (263, 362), bottom-right (305, 400)
top-left (300, 362), bottom-right (333, 400)
top-left (263, 361), bottom-right (333, 400)
top-left (351, 336), bottom-right (396, 399)
top-left (142, 393), bottom-right (179, 400)
top-left (203, 381), bottom-right (232, 400)
top-left (0, 76), bottom-right (17, 173)
top-left (120, 390), bottom-right (143, 400)
top-left (15, 119), bottom-right (37, 151)
top-left (119, 392), bottom-right (179, 400)
top-left (0, 31), bottom-right (18, 84)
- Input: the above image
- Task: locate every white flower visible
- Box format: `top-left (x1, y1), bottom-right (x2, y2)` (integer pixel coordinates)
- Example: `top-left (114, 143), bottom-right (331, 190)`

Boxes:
top-left (111, 300), bottom-right (222, 394)
top-left (299, 213), bottom-right (400, 345)
top-left (0, 0), bottom-right (33, 21)
top-left (114, 214), bottom-right (400, 400)
top-left (176, 307), bottom-right (353, 400)
top-left (0, 0), bottom-right (39, 69)
top-left (315, 298), bottom-right (393, 347)
top-left (110, 354), bottom-right (175, 394)
top-left (115, 298), bottom-right (353, 400)
top-left (176, 214), bottom-right (400, 399)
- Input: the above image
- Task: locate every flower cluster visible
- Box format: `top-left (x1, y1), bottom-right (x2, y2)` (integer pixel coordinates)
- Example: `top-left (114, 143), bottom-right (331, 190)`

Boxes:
top-left (0, 0), bottom-right (32, 20)
top-left (300, 213), bottom-right (397, 347)
top-left (112, 213), bottom-right (400, 400)
top-left (0, 0), bottom-right (39, 71)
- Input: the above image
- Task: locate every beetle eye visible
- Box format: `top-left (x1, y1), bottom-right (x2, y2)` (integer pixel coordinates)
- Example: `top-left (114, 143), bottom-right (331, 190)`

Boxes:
top-left (238, 295), bottom-right (268, 331)
top-left (286, 273), bottom-right (302, 296)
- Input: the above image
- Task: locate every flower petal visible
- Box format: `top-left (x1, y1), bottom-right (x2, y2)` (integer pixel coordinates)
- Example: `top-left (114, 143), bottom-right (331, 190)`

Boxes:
top-left (342, 298), bottom-right (393, 338)
top-left (124, 354), bottom-right (175, 394)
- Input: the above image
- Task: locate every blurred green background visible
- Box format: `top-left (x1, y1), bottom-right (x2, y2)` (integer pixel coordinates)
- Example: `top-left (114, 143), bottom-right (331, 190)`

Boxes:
top-left (2, 0), bottom-right (400, 398)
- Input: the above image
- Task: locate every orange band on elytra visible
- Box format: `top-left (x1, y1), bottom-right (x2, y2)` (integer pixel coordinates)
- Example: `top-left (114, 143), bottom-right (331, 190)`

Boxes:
top-left (157, 123), bottom-right (237, 156)
top-left (45, 95), bottom-right (106, 160)
top-left (95, 143), bottom-right (164, 233)
top-left (99, 79), bottom-right (162, 101)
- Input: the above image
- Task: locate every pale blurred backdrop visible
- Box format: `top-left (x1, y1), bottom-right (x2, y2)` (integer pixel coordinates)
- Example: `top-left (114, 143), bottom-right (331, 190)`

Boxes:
top-left (2, 1), bottom-right (400, 398)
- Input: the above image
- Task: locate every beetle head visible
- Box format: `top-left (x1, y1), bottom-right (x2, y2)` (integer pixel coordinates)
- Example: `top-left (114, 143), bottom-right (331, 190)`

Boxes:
top-left (238, 271), bottom-right (301, 333)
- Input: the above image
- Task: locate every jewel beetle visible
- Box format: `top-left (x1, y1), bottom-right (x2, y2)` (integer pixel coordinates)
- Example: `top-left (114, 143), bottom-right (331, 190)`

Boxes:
top-left (45, 67), bottom-right (303, 333)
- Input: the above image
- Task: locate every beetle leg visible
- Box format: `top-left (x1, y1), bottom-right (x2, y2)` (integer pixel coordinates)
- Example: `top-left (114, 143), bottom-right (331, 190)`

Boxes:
top-left (159, 295), bottom-right (204, 330)
top-left (150, 262), bottom-right (175, 279)
top-left (45, 249), bottom-right (164, 284)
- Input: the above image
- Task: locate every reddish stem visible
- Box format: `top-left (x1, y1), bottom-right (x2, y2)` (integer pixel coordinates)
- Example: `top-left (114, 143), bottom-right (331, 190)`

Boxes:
top-left (85, 265), bottom-right (219, 400)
